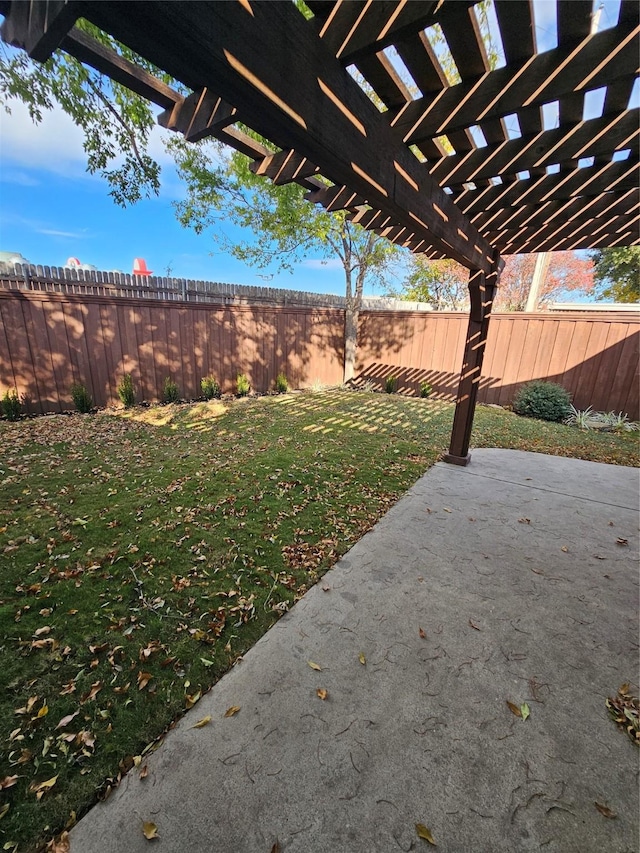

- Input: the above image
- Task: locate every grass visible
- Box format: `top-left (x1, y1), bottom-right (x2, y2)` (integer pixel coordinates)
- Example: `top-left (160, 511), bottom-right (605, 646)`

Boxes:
top-left (0, 390), bottom-right (637, 850)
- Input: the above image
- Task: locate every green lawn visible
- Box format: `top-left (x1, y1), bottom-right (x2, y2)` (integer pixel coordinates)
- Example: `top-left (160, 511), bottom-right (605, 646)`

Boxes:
top-left (0, 390), bottom-right (637, 850)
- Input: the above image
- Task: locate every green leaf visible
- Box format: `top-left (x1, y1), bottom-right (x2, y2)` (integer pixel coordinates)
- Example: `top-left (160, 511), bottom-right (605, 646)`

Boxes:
top-left (520, 703), bottom-right (530, 721)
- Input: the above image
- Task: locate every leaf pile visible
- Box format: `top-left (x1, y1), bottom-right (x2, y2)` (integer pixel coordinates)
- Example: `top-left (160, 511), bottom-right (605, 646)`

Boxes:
top-left (606, 684), bottom-right (640, 746)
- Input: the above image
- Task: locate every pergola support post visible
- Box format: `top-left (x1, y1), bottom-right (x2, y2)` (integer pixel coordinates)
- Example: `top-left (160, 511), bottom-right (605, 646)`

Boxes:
top-left (444, 256), bottom-right (501, 466)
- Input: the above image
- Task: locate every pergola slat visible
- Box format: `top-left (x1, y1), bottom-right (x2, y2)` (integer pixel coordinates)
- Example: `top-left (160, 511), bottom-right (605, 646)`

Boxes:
top-left (429, 109), bottom-right (639, 187)
top-left (393, 22), bottom-right (639, 145)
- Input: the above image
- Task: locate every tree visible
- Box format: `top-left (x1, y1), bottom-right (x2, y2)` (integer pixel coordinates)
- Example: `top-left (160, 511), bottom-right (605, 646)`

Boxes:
top-left (589, 247), bottom-right (640, 303)
top-left (386, 256), bottom-right (469, 311)
top-left (494, 252), bottom-right (595, 310)
top-left (168, 136), bottom-right (398, 381)
top-left (0, 20), bottom-right (165, 205)
top-left (391, 250), bottom-right (594, 311)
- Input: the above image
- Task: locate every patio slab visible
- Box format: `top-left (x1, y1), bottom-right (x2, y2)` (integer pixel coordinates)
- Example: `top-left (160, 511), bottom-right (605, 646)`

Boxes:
top-left (70, 449), bottom-right (639, 853)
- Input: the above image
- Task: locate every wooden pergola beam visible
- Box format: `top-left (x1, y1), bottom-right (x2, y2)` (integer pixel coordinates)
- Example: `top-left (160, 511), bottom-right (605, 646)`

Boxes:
top-left (394, 20), bottom-right (639, 144)
top-left (62, 27), bottom-right (181, 109)
top-left (76, 0), bottom-right (495, 273)
top-left (0, 0), bottom-right (82, 61)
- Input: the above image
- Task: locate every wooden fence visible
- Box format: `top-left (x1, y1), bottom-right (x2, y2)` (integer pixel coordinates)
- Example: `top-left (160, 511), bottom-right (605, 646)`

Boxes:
top-left (356, 310), bottom-right (640, 417)
top-left (0, 290), bottom-right (344, 412)
top-left (0, 285), bottom-right (638, 418)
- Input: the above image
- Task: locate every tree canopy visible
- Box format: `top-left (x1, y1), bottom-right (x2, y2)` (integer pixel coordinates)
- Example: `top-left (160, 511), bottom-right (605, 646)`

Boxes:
top-left (590, 247), bottom-right (640, 303)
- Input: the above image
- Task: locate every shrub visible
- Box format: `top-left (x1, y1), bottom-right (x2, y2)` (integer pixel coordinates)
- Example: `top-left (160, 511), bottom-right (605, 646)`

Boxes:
top-left (117, 373), bottom-right (136, 408)
top-left (275, 372), bottom-right (288, 393)
top-left (385, 375), bottom-right (397, 394)
top-left (236, 373), bottom-right (250, 397)
top-left (1, 388), bottom-right (21, 421)
top-left (512, 380), bottom-right (571, 422)
top-left (70, 382), bottom-right (93, 413)
top-left (201, 375), bottom-right (221, 400)
top-left (162, 376), bottom-right (180, 403)
top-left (419, 381), bottom-right (432, 398)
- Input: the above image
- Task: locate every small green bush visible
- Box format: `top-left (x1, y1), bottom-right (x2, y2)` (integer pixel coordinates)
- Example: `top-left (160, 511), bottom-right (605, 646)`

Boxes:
top-left (385, 375), bottom-right (397, 394)
top-left (236, 373), bottom-right (250, 397)
top-left (70, 382), bottom-right (93, 413)
top-left (1, 388), bottom-right (21, 421)
top-left (419, 381), bottom-right (432, 398)
top-left (275, 372), bottom-right (288, 393)
top-left (513, 380), bottom-right (571, 422)
top-left (201, 375), bottom-right (221, 400)
top-left (117, 373), bottom-right (136, 408)
top-left (162, 376), bottom-right (180, 403)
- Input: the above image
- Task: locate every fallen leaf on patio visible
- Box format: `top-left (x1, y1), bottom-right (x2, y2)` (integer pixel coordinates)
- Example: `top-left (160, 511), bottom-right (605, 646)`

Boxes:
top-left (307, 660), bottom-right (322, 671)
top-left (322, 585), bottom-right (330, 592)
top-left (140, 764), bottom-right (148, 779)
top-left (468, 620), bottom-right (481, 631)
top-left (0, 775), bottom-right (18, 789)
top-left (142, 821), bottom-right (159, 840)
top-left (191, 715), bottom-right (211, 729)
top-left (618, 683), bottom-right (630, 695)
top-left (358, 652), bottom-right (366, 665)
top-left (506, 701), bottom-right (522, 718)
top-left (419, 628), bottom-right (426, 639)
top-left (270, 843), bottom-right (282, 853)
top-left (224, 705), bottom-right (241, 717)
top-left (594, 802), bottom-right (617, 819)
top-left (415, 823), bottom-right (436, 845)
top-left (616, 538), bottom-right (628, 546)
top-left (443, 507), bottom-right (452, 513)
top-left (518, 518), bottom-right (530, 524)
top-left (316, 688), bottom-right (328, 700)
top-left (520, 703), bottom-right (530, 721)
top-left (561, 546), bottom-right (568, 553)
top-left (56, 711), bottom-right (79, 729)
top-left (593, 555), bottom-right (606, 560)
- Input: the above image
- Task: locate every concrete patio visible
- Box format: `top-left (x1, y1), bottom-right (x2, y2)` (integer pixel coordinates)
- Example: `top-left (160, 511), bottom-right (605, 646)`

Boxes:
top-left (70, 449), bottom-right (639, 853)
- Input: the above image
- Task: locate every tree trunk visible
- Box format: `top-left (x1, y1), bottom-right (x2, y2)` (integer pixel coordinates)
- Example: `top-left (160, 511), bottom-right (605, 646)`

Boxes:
top-left (343, 296), bottom-right (359, 383)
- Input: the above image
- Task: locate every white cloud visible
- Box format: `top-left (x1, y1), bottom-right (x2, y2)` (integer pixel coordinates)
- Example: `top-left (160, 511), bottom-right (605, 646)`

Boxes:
top-left (0, 168), bottom-right (40, 186)
top-left (0, 100), bottom-right (177, 182)
top-left (38, 228), bottom-right (88, 239)
top-left (300, 258), bottom-right (344, 270)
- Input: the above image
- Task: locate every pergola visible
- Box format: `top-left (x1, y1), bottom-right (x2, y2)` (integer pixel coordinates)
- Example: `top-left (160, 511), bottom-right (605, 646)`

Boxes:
top-left (1, 0), bottom-right (638, 464)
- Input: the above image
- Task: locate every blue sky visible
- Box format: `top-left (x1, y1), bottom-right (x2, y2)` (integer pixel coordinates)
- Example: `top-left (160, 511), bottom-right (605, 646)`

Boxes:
top-left (0, 0), bottom-right (630, 297)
